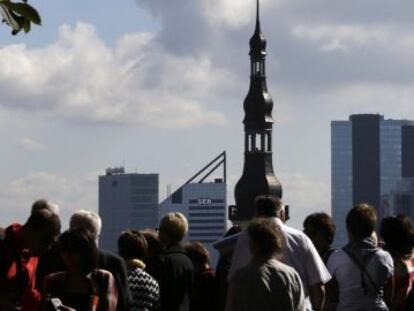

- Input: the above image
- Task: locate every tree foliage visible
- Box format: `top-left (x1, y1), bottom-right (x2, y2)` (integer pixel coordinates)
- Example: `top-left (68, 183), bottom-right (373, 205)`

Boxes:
top-left (0, 0), bottom-right (41, 35)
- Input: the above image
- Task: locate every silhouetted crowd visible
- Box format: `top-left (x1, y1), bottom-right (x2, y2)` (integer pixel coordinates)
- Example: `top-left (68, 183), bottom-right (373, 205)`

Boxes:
top-left (1, 196), bottom-right (414, 311)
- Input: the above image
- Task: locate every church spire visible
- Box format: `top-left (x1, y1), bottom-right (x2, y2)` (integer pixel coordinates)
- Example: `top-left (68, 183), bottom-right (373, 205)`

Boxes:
top-left (256, 0), bottom-right (260, 33)
top-left (249, 0), bottom-right (266, 58)
top-left (233, 0), bottom-right (282, 221)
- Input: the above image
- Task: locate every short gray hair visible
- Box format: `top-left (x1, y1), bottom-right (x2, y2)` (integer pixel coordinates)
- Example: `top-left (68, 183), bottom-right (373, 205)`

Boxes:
top-left (70, 209), bottom-right (102, 240)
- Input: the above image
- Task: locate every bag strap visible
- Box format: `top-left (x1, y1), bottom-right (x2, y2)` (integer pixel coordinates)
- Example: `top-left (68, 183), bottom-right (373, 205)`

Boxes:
top-left (342, 246), bottom-right (379, 295)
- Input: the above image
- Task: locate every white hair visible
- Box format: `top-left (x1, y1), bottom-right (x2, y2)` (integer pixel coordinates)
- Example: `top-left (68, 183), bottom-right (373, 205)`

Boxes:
top-left (70, 209), bottom-right (102, 240)
top-left (31, 199), bottom-right (60, 216)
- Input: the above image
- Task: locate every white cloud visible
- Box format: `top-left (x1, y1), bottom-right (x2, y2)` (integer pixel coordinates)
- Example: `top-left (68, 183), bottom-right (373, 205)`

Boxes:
top-left (280, 172), bottom-right (330, 230)
top-left (0, 171), bottom-right (97, 229)
top-left (20, 137), bottom-right (47, 151)
top-left (291, 24), bottom-right (391, 53)
top-left (0, 23), bottom-right (228, 128)
top-left (202, 0), bottom-right (257, 28)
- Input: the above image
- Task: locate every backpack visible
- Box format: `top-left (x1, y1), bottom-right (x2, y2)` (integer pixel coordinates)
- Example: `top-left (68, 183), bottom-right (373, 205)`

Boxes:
top-left (342, 244), bottom-right (379, 295)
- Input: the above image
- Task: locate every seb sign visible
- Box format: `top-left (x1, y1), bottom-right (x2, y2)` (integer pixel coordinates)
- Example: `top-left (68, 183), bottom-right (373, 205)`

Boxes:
top-left (198, 198), bottom-right (212, 205)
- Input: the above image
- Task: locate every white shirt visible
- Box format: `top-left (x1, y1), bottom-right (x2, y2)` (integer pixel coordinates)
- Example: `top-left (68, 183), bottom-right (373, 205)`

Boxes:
top-left (228, 217), bottom-right (331, 311)
top-left (327, 247), bottom-right (394, 311)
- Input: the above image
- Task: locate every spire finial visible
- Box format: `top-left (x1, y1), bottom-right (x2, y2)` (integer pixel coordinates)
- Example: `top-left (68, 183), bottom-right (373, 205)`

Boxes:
top-left (249, 0), bottom-right (266, 56)
top-left (256, 0), bottom-right (260, 32)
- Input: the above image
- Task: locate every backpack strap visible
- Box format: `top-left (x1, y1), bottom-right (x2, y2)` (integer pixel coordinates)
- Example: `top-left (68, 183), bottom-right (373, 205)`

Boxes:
top-left (342, 246), bottom-right (379, 295)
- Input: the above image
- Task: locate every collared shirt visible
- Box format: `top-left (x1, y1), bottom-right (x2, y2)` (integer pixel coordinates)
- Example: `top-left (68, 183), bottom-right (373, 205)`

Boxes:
top-left (0, 224), bottom-right (41, 311)
top-left (228, 218), bottom-right (331, 311)
top-left (226, 258), bottom-right (306, 311)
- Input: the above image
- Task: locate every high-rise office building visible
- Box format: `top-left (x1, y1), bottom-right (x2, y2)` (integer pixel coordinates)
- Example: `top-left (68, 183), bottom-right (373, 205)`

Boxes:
top-left (331, 114), bottom-right (414, 245)
top-left (382, 178), bottom-right (414, 220)
top-left (159, 152), bottom-right (227, 264)
top-left (99, 167), bottom-right (159, 251)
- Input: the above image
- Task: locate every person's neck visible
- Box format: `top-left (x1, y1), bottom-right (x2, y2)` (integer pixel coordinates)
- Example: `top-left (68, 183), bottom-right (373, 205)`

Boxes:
top-left (164, 242), bottom-right (180, 249)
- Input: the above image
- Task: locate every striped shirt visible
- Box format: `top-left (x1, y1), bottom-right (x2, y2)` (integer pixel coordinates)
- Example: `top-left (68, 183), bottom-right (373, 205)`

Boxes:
top-left (128, 268), bottom-right (160, 311)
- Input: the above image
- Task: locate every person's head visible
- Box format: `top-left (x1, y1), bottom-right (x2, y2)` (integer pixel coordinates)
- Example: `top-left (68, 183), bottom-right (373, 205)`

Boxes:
top-left (23, 206), bottom-right (61, 256)
top-left (141, 229), bottom-right (163, 257)
top-left (59, 229), bottom-right (99, 275)
top-left (397, 214), bottom-right (414, 232)
top-left (381, 216), bottom-right (414, 259)
top-left (254, 195), bottom-right (284, 220)
top-left (248, 218), bottom-right (284, 261)
top-left (303, 212), bottom-right (336, 255)
top-left (70, 210), bottom-right (102, 241)
top-left (185, 242), bottom-right (210, 271)
top-left (346, 203), bottom-right (377, 241)
top-left (118, 230), bottom-right (148, 261)
top-left (159, 212), bottom-right (188, 247)
top-left (31, 199), bottom-right (59, 216)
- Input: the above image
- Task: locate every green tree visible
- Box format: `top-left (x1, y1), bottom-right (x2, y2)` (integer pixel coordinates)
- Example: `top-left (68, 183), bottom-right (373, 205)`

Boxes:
top-left (0, 0), bottom-right (41, 35)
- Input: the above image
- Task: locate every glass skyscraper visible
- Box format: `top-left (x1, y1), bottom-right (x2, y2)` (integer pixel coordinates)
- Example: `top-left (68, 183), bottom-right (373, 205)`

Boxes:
top-left (331, 114), bottom-right (414, 246)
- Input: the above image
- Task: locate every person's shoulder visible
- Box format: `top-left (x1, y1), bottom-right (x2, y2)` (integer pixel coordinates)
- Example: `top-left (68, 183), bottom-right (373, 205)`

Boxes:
top-left (268, 258), bottom-right (299, 274)
top-left (92, 268), bottom-right (114, 278)
top-left (45, 271), bottom-right (66, 280)
top-left (44, 271), bottom-right (66, 290)
top-left (282, 224), bottom-right (310, 243)
top-left (326, 248), bottom-right (347, 270)
top-left (229, 263), bottom-right (255, 284)
top-left (374, 248), bottom-right (394, 266)
top-left (99, 249), bottom-right (127, 273)
top-left (264, 260), bottom-right (304, 290)
top-left (327, 248), bottom-right (346, 261)
top-left (164, 246), bottom-right (193, 267)
top-left (375, 248), bottom-right (392, 259)
top-left (99, 249), bottom-right (124, 263)
top-left (129, 268), bottom-right (159, 286)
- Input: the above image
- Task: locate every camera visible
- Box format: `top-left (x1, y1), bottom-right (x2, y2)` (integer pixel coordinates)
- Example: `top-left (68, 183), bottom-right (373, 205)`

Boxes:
top-left (46, 297), bottom-right (63, 311)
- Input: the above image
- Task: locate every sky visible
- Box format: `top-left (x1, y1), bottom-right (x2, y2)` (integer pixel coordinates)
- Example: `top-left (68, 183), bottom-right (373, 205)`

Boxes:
top-left (1, 0), bottom-right (414, 230)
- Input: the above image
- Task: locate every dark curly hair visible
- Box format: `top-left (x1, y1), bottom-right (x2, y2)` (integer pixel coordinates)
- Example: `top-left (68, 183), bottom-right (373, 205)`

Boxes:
top-left (59, 229), bottom-right (99, 274)
top-left (381, 215), bottom-right (414, 259)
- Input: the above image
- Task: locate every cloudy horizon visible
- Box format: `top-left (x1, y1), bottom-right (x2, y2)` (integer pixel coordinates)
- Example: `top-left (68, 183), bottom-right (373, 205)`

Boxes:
top-left (1, 0), bottom-right (413, 229)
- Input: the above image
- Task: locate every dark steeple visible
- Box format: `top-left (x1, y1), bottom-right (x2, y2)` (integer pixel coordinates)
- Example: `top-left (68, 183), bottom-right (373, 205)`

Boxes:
top-left (249, 0), bottom-right (266, 58)
top-left (233, 0), bottom-right (283, 221)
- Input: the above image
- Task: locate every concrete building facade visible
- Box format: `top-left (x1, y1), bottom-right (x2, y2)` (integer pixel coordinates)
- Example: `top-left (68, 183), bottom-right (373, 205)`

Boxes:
top-left (99, 167), bottom-right (159, 251)
top-left (159, 152), bottom-right (228, 264)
